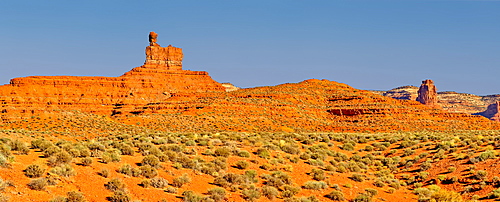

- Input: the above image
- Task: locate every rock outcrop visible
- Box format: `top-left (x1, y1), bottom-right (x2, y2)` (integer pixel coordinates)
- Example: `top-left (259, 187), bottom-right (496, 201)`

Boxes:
top-left (373, 83), bottom-right (500, 116)
top-left (476, 101), bottom-right (500, 121)
top-left (144, 32), bottom-right (183, 70)
top-left (0, 32), bottom-right (225, 117)
top-left (221, 83), bottom-right (240, 92)
top-left (382, 86), bottom-right (419, 100)
top-left (417, 79), bottom-right (438, 106)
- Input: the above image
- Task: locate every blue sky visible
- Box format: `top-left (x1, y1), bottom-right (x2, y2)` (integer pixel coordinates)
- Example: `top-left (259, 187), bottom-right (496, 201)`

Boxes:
top-left (1, 1), bottom-right (499, 95)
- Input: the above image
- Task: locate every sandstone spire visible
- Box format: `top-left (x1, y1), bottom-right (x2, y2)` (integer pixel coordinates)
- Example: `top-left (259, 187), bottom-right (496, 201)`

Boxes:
top-left (144, 32), bottom-right (183, 70)
top-left (416, 79), bottom-right (438, 106)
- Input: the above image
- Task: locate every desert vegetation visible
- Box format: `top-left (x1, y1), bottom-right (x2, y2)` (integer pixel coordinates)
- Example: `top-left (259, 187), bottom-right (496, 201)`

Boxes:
top-left (0, 130), bottom-right (498, 201)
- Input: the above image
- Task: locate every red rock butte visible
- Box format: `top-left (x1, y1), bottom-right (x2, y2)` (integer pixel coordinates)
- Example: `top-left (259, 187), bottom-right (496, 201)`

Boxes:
top-left (0, 32), bottom-right (499, 133)
top-left (0, 32), bottom-right (225, 117)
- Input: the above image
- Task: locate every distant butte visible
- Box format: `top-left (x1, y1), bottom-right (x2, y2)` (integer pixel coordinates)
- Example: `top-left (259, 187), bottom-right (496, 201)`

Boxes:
top-left (0, 32), bottom-right (225, 117)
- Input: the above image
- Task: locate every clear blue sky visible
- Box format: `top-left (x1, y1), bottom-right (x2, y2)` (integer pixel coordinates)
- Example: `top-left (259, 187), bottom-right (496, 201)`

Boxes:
top-left (1, 1), bottom-right (499, 95)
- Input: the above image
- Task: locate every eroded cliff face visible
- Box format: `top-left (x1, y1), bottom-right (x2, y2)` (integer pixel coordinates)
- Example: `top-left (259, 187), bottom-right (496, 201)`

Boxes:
top-left (0, 32), bottom-right (225, 117)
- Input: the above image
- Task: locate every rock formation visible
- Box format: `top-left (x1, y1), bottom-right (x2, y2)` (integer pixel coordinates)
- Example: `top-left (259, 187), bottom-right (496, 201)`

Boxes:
top-left (416, 79), bottom-right (438, 106)
top-left (149, 31), bottom-right (159, 46)
top-left (0, 32), bottom-right (225, 117)
top-left (382, 86), bottom-right (419, 100)
top-left (476, 101), bottom-right (500, 121)
top-left (221, 83), bottom-right (240, 92)
top-left (144, 31), bottom-right (183, 70)
top-left (1, 33), bottom-right (499, 132)
top-left (372, 83), bottom-right (500, 116)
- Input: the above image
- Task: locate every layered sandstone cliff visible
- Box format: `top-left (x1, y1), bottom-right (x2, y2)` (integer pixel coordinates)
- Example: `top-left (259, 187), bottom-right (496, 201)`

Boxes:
top-left (0, 32), bottom-right (225, 117)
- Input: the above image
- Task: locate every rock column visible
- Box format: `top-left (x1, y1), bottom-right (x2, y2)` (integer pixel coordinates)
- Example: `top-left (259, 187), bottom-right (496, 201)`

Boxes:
top-left (417, 79), bottom-right (438, 106)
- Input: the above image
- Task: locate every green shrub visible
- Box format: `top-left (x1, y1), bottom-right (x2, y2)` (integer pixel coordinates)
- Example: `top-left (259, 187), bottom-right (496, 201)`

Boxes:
top-left (212, 157), bottom-right (227, 171)
top-left (262, 171), bottom-right (292, 188)
top-left (490, 188), bottom-right (500, 199)
top-left (325, 190), bottom-right (345, 201)
top-left (242, 187), bottom-right (261, 201)
top-left (141, 155), bottom-right (160, 168)
top-left (256, 148), bottom-right (270, 159)
top-left (238, 150), bottom-right (251, 157)
top-left (49, 196), bottom-right (66, 202)
top-left (208, 187), bottom-right (226, 202)
top-left (66, 191), bottom-right (86, 202)
top-left (281, 144), bottom-right (301, 155)
top-left (43, 146), bottom-right (61, 157)
top-left (166, 186), bottom-right (177, 193)
top-left (108, 190), bottom-right (130, 202)
top-left (47, 151), bottom-right (73, 167)
top-left (353, 193), bottom-right (372, 202)
top-left (341, 143), bottom-right (354, 151)
top-left (28, 178), bottom-right (48, 190)
top-left (244, 170), bottom-right (258, 183)
top-left (140, 165), bottom-right (158, 178)
top-left (476, 170), bottom-right (488, 180)
top-left (420, 161), bottom-right (432, 171)
top-left (81, 157), bottom-right (93, 166)
top-left (182, 190), bottom-right (203, 202)
top-left (99, 169), bottom-right (110, 178)
top-left (281, 185), bottom-right (301, 198)
top-left (172, 174), bottom-right (191, 188)
top-left (116, 144), bottom-right (134, 156)
top-left (150, 177), bottom-right (168, 188)
top-left (478, 150), bottom-right (496, 161)
top-left (0, 178), bottom-right (12, 192)
top-left (11, 139), bottom-right (29, 154)
top-left (214, 173), bottom-right (243, 188)
top-left (24, 164), bottom-right (45, 178)
top-left (102, 150), bottom-right (121, 164)
top-left (105, 178), bottom-right (126, 192)
top-left (67, 149), bottom-right (81, 158)
top-left (303, 181), bottom-right (327, 190)
top-left (214, 147), bottom-right (231, 157)
top-left (373, 180), bottom-right (385, 187)
top-left (365, 188), bottom-right (378, 197)
top-left (50, 164), bottom-right (76, 177)
top-left (447, 167), bottom-right (456, 173)
top-left (430, 190), bottom-right (463, 201)
top-left (310, 169), bottom-right (325, 181)
top-left (140, 179), bottom-right (150, 188)
top-left (261, 186), bottom-right (279, 200)
top-left (350, 174), bottom-right (365, 182)
top-left (235, 160), bottom-right (249, 169)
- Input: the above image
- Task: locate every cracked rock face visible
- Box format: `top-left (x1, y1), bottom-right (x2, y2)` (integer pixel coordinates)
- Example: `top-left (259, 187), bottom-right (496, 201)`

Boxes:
top-left (417, 79), bottom-right (438, 106)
